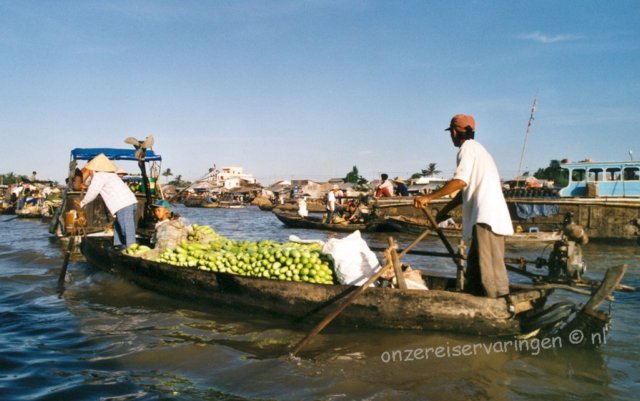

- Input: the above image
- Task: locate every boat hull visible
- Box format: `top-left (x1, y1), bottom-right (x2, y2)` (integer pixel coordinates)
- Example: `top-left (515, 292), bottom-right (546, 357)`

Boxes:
top-left (383, 216), bottom-right (561, 244)
top-left (370, 197), bottom-right (640, 243)
top-left (81, 237), bottom-right (553, 337)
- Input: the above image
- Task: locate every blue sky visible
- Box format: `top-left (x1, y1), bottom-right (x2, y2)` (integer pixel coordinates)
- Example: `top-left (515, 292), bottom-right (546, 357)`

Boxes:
top-left (1, 0), bottom-right (639, 185)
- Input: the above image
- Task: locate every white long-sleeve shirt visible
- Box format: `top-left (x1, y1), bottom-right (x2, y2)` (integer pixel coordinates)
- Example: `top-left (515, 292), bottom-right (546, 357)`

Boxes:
top-left (80, 172), bottom-right (137, 215)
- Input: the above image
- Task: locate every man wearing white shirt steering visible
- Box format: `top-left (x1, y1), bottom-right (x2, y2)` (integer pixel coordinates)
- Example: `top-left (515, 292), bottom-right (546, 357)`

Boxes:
top-left (414, 114), bottom-right (513, 298)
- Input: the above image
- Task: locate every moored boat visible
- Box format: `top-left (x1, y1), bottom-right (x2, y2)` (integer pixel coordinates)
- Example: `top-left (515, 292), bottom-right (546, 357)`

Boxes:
top-left (382, 215), bottom-right (562, 244)
top-left (506, 160), bottom-right (640, 243)
top-left (273, 208), bottom-right (380, 233)
top-left (15, 199), bottom-right (61, 220)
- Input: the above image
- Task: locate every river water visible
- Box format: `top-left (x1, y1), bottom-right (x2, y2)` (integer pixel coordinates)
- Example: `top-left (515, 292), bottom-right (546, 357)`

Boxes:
top-left (1, 206), bottom-right (638, 401)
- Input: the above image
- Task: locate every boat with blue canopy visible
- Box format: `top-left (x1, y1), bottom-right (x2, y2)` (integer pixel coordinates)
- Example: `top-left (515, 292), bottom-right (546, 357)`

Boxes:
top-left (50, 142), bottom-right (164, 246)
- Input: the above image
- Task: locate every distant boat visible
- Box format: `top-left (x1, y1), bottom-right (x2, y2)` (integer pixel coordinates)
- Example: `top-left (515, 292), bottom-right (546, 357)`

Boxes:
top-left (382, 215), bottom-right (561, 244)
top-left (272, 209), bottom-right (380, 232)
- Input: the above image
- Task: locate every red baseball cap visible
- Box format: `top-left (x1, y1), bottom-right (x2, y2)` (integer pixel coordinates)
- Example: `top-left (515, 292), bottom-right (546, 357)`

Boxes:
top-left (445, 114), bottom-right (476, 132)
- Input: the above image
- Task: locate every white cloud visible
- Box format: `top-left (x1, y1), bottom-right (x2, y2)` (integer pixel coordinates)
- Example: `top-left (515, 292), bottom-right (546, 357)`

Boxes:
top-left (518, 31), bottom-right (583, 44)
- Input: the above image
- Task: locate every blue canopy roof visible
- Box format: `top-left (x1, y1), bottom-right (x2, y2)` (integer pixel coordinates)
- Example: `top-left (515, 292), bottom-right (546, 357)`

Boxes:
top-left (70, 148), bottom-right (162, 162)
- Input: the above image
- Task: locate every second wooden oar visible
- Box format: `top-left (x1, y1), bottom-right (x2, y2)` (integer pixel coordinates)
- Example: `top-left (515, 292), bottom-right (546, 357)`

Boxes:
top-left (57, 235), bottom-right (76, 290)
top-left (420, 207), bottom-right (466, 290)
top-left (289, 231), bottom-right (432, 357)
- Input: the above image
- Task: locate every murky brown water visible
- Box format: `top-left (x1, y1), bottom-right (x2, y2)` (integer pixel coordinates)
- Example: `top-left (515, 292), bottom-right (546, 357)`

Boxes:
top-left (1, 206), bottom-right (638, 400)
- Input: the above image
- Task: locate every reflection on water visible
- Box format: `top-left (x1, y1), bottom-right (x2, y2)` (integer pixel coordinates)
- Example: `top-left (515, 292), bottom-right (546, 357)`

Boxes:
top-left (0, 207), bottom-right (638, 400)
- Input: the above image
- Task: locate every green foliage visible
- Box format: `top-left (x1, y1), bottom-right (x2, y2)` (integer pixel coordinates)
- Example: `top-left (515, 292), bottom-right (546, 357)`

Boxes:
top-left (344, 166), bottom-right (368, 184)
top-left (168, 174), bottom-right (189, 187)
top-left (533, 160), bottom-right (568, 187)
top-left (422, 163), bottom-right (441, 177)
top-left (1, 172), bottom-right (27, 185)
top-left (411, 162), bottom-right (441, 179)
top-left (162, 168), bottom-right (173, 183)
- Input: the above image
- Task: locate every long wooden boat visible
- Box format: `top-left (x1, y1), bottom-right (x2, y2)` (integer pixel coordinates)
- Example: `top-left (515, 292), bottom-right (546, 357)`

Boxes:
top-left (81, 236), bottom-right (539, 335)
top-left (273, 209), bottom-right (380, 233)
top-left (81, 235), bottom-right (629, 342)
top-left (383, 216), bottom-right (562, 244)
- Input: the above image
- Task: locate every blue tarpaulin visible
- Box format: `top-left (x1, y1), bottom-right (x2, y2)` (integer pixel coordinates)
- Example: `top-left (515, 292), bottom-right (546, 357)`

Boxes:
top-left (514, 203), bottom-right (559, 219)
top-left (70, 148), bottom-right (161, 162)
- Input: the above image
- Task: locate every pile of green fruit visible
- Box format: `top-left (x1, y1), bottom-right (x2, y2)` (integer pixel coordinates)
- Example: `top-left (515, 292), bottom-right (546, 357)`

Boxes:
top-left (124, 243), bottom-right (152, 257)
top-left (130, 224), bottom-right (335, 285)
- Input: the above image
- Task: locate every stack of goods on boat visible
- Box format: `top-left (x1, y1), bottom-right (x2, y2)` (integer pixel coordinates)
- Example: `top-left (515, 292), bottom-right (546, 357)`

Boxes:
top-left (125, 224), bottom-right (335, 284)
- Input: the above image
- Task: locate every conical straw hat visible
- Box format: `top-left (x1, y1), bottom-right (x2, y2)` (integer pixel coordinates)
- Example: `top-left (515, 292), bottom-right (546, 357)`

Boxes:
top-left (85, 153), bottom-right (118, 172)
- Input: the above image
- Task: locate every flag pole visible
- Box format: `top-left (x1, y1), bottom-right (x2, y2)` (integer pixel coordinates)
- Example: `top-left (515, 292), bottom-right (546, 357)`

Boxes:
top-left (516, 96), bottom-right (537, 188)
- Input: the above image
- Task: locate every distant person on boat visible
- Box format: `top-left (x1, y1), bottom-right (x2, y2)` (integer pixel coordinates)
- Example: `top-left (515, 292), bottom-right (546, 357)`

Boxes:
top-left (150, 199), bottom-right (191, 253)
top-left (375, 174), bottom-right (394, 198)
top-left (343, 201), bottom-right (364, 223)
top-left (297, 197), bottom-right (309, 217)
top-left (76, 153), bottom-right (138, 249)
top-left (394, 178), bottom-right (410, 196)
top-left (324, 184), bottom-right (342, 223)
top-left (413, 114), bottom-right (513, 298)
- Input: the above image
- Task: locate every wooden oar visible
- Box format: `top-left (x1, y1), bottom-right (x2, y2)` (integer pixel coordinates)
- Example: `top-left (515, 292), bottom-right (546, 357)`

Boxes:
top-left (289, 231), bottom-right (432, 357)
top-left (420, 207), bottom-right (455, 255)
top-left (57, 235), bottom-right (76, 290)
top-left (388, 237), bottom-right (407, 289)
top-left (420, 207), bottom-right (466, 290)
top-left (580, 264), bottom-right (628, 312)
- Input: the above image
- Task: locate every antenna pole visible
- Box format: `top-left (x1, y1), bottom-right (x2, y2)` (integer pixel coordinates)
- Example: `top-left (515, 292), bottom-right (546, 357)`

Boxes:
top-left (516, 96), bottom-right (537, 187)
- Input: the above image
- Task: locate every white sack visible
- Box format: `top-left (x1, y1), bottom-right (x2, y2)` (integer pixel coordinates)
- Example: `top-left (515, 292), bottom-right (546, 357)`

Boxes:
top-left (321, 230), bottom-right (381, 286)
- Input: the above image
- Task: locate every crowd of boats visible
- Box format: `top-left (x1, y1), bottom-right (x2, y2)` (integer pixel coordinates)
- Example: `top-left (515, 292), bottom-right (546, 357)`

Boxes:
top-left (2, 142), bottom-right (638, 354)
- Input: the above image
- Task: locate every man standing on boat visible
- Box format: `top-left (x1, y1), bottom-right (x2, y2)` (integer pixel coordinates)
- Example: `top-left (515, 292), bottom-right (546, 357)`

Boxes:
top-left (76, 153), bottom-right (138, 249)
top-left (325, 184), bottom-right (341, 224)
top-left (413, 114), bottom-right (513, 298)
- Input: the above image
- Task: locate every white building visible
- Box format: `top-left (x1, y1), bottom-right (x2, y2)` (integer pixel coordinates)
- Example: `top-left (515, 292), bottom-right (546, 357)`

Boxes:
top-left (216, 167), bottom-right (257, 189)
top-left (408, 176), bottom-right (448, 194)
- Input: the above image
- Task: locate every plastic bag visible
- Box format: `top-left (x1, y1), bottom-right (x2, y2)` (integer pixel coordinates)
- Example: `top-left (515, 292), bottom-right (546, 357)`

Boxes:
top-left (401, 267), bottom-right (429, 290)
top-left (321, 230), bottom-right (381, 286)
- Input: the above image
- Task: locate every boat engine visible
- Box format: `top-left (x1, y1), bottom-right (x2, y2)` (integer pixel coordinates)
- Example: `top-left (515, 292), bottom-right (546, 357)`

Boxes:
top-left (547, 213), bottom-right (588, 280)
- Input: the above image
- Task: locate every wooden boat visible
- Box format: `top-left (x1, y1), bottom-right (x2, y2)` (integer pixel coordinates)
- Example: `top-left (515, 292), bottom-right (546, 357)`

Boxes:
top-left (273, 208), bottom-right (380, 233)
top-left (272, 200), bottom-right (326, 214)
top-left (185, 195), bottom-right (245, 209)
top-left (382, 215), bottom-right (461, 237)
top-left (80, 235), bottom-right (629, 342)
top-left (258, 203), bottom-right (276, 211)
top-left (183, 196), bottom-right (206, 207)
top-left (218, 200), bottom-right (245, 209)
top-left (383, 216), bottom-right (562, 244)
